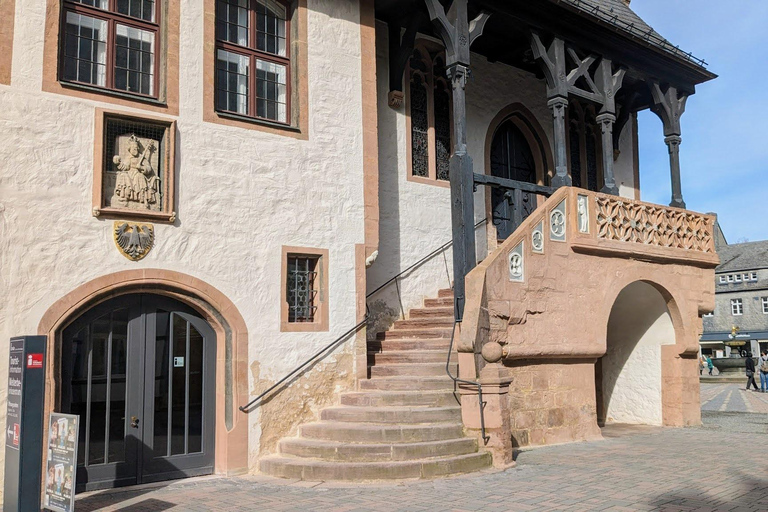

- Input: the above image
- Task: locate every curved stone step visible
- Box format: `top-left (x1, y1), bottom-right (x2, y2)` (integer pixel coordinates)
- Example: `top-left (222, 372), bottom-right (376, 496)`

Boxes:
top-left (260, 452), bottom-right (492, 481)
top-left (278, 437), bottom-right (478, 462)
top-left (376, 329), bottom-right (453, 340)
top-left (321, 405), bottom-right (461, 423)
top-left (394, 318), bottom-right (454, 329)
top-left (299, 421), bottom-right (464, 443)
top-left (368, 339), bottom-right (451, 352)
top-left (359, 376), bottom-right (454, 391)
top-left (409, 307), bottom-right (454, 319)
top-left (340, 390), bottom-right (457, 407)
top-left (370, 363), bottom-right (455, 378)
top-left (424, 297), bottom-right (454, 307)
top-left (368, 350), bottom-right (447, 364)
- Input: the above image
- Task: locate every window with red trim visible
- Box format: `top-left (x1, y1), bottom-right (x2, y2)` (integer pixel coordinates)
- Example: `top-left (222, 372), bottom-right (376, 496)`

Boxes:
top-left (215, 0), bottom-right (291, 124)
top-left (60, 0), bottom-right (160, 98)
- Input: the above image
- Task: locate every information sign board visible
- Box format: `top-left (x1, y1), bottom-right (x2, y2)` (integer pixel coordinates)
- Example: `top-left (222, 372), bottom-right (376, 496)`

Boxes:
top-left (43, 413), bottom-right (79, 512)
top-left (5, 338), bottom-right (24, 451)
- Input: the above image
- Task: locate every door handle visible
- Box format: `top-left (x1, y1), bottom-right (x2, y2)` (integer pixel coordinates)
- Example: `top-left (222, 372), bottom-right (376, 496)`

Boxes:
top-left (130, 416), bottom-right (140, 429)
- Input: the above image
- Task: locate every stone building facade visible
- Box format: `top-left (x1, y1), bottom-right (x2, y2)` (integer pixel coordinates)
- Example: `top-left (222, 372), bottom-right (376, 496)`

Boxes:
top-left (1, 0), bottom-right (716, 489)
top-left (701, 228), bottom-right (768, 357)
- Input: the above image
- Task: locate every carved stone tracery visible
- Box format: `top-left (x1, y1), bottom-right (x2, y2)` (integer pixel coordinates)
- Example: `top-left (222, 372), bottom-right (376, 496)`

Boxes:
top-left (595, 196), bottom-right (713, 253)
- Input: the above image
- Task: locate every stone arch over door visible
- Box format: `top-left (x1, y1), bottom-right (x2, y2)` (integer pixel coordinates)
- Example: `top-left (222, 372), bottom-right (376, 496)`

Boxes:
top-left (597, 278), bottom-right (695, 428)
top-left (38, 269), bottom-right (249, 476)
top-left (483, 103), bottom-right (554, 248)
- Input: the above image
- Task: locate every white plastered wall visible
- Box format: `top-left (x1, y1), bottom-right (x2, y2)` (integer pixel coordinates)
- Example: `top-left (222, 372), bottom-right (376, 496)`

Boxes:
top-left (603, 281), bottom-right (675, 426)
top-left (0, 0), bottom-right (366, 473)
top-left (368, 23), bottom-right (636, 325)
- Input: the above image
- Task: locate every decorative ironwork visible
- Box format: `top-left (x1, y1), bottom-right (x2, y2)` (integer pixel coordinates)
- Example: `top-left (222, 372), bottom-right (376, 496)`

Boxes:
top-left (595, 196), bottom-right (714, 253)
top-left (410, 73), bottom-right (429, 178)
top-left (434, 79), bottom-right (451, 181)
top-left (287, 256), bottom-right (319, 322)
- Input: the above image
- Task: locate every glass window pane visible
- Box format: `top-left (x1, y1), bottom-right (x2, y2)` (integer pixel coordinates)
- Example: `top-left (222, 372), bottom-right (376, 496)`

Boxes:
top-left (170, 315), bottom-right (187, 456)
top-left (287, 256), bottom-right (318, 322)
top-left (72, 0), bottom-right (109, 9)
top-left (116, 0), bottom-right (156, 22)
top-left (216, 50), bottom-right (249, 114)
top-left (154, 311), bottom-right (170, 457)
top-left (107, 309), bottom-right (128, 464)
top-left (115, 24), bottom-right (155, 95)
top-left (216, 0), bottom-right (249, 46)
top-left (255, 60), bottom-right (286, 122)
top-left (69, 328), bottom-right (89, 466)
top-left (88, 317), bottom-right (108, 465)
top-left (256, 0), bottom-right (287, 57)
top-left (409, 73), bottom-right (428, 178)
top-left (188, 325), bottom-right (204, 454)
top-left (63, 12), bottom-right (107, 87)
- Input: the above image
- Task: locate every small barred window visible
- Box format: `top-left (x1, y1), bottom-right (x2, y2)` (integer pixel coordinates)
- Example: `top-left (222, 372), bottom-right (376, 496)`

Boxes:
top-left (286, 255), bottom-right (319, 323)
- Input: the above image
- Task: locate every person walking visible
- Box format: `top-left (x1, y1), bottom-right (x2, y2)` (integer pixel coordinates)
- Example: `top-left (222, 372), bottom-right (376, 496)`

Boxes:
top-left (700, 355), bottom-right (706, 375)
top-left (745, 353), bottom-right (759, 391)
top-left (759, 351), bottom-right (768, 392)
top-left (707, 356), bottom-right (714, 376)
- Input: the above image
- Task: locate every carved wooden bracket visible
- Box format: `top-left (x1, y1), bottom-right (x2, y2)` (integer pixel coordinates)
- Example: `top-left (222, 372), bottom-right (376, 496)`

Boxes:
top-left (424, 0), bottom-right (490, 67)
top-left (612, 91), bottom-right (639, 156)
top-left (387, 17), bottom-right (420, 100)
top-left (650, 83), bottom-right (688, 136)
top-left (530, 33), bottom-right (625, 115)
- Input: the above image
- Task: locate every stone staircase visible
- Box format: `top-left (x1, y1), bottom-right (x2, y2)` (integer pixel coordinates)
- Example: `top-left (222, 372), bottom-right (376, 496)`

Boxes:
top-left (259, 288), bottom-right (493, 480)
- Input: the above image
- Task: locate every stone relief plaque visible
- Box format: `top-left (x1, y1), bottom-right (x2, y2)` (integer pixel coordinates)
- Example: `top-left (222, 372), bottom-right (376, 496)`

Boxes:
top-left (532, 220), bottom-right (544, 254)
top-left (550, 199), bottom-right (567, 243)
top-left (93, 112), bottom-right (176, 223)
top-left (108, 134), bottom-right (161, 211)
top-left (508, 241), bottom-right (524, 283)
top-left (577, 195), bottom-right (589, 233)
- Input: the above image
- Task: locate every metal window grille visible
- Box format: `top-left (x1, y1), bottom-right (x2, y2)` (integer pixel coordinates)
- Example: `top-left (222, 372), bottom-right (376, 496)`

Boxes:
top-left (287, 255), bottom-right (319, 323)
top-left (104, 116), bottom-right (166, 178)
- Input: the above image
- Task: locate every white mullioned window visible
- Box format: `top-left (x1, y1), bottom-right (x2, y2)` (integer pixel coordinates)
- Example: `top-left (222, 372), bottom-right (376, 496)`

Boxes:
top-left (727, 275), bottom-right (734, 282)
top-left (752, 272), bottom-right (758, 281)
top-left (732, 299), bottom-right (743, 316)
top-left (719, 276), bottom-right (726, 283)
top-left (735, 274), bottom-right (742, 282)
top-left (762, 297), bottom-right (768, 314)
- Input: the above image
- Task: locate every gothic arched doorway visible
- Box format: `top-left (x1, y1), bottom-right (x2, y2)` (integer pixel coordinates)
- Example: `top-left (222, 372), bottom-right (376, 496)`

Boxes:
top-left (490, 119), bottom-right (539, 240)
top-left (61, 294), bottom-right (216, 491)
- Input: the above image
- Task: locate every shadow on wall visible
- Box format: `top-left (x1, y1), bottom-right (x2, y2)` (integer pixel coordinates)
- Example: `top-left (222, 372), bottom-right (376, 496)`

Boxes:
top-left (599, 281), bottom-right (675, 426)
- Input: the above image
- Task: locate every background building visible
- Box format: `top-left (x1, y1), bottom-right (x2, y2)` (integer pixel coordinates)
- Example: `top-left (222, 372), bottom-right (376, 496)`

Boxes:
top-left (701, 225), bottom-right (768, 358)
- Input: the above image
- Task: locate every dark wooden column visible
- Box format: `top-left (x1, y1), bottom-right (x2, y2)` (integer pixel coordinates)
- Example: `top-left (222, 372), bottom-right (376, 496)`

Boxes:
top-left (651, 83), bottom-right (688, 209)
top-left (531, 34), bottom-right (571, 188)
top-left (425, 0), bottom-right (489, 321)
top-left (595, 59), bottom-right (624, 195)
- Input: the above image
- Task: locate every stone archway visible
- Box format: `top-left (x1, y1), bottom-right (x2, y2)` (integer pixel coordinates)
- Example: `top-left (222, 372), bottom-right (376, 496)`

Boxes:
top-left (37, 270), bottom-right (249, 476)
top-left (597, 281), bottom-right (677, 426)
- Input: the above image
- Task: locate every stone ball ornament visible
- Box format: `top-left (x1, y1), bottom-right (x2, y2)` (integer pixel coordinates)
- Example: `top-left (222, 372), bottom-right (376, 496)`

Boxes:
top-left (482, 342), bottom-right (504, 363)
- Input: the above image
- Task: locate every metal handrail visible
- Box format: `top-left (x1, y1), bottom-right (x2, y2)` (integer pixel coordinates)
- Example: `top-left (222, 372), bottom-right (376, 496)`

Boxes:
top-left (366, 219), bottom-right (487, 299)
top-left (240, 218), bottom-right (489, 413)
top-left (239, 317), bottom-right (367, 412)
top-left (446, 319), bottom-right (489, 445)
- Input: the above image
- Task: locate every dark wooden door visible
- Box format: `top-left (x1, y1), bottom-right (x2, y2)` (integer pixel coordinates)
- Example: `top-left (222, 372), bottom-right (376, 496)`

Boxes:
top-left (62, 294), bottom-right (216, 492)
top-left (490, 120), bottom-right (538, 240)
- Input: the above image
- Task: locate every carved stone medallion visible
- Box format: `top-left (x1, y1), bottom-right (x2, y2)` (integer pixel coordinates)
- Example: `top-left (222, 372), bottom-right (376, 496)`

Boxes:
top-left (532, 220), bottom-right (544, 253)
top-left (113, 221), bottom-right (154, 261)
top-left (550, 199), bottom-right (567, 242)
top-left (508, 241), bottom-right (524, 282)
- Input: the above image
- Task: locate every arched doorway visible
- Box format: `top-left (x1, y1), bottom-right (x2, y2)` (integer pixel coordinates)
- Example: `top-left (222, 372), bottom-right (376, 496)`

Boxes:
top-left (596, 281), bottom-right (676, 426)
top-left (490, 119), bottom-right (539, 240)
top-left (61, 294), bottom-right (216, 491)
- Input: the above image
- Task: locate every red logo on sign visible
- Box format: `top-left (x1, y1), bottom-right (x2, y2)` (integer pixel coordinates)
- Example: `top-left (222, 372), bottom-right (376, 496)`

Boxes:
top-left (27, 353), bottom-right (43, 369)
top-left (13, 424), bottom-right (19, 446)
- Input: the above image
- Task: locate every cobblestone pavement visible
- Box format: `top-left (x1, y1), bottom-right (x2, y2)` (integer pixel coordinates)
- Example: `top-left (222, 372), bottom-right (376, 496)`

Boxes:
top-left (701, 382), bottom-right (768, 414)
top-left (76, 408), bottom-right (768, 512)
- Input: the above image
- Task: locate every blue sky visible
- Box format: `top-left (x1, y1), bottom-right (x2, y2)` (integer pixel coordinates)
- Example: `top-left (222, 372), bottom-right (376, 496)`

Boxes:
top-left (632, 0), bottom-right (768, 243)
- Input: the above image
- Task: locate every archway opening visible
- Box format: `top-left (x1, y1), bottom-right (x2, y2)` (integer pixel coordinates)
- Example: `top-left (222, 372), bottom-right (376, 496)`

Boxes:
top-left (597, 281), bottom-right (676, 426)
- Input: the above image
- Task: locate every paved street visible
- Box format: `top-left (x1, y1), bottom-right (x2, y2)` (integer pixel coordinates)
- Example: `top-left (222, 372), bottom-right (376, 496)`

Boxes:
top-left (75, 386), bottom-right (768, 512)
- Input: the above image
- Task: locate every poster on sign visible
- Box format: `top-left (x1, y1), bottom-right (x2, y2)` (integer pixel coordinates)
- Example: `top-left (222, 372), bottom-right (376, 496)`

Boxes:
top-left (43, 413), bottom-right (78, 512)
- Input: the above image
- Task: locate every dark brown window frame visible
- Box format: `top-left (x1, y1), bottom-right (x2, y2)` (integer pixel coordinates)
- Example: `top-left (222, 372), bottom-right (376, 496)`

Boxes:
top-left (59, 0), bottom-right (161, 100)
top-left (405, 40), bottom-right (453, 187)
top-left (214, 0), bottom-right (292, 125)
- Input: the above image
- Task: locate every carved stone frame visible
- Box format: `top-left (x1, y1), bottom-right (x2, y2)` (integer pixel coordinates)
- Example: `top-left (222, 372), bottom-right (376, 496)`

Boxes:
top-left (92, 108), bottom-right (177, 223)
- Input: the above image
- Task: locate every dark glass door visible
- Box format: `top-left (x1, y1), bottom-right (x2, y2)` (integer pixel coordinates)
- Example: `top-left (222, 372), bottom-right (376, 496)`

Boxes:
top-left (490, 120), bottom-right (538, 240)
top-left (61, 295), bottom-right (215, 492)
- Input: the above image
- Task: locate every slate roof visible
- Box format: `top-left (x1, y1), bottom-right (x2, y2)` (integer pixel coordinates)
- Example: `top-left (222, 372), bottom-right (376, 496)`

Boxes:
top-left (716, 240), bottom-right (768, 273)
top-left (555, 0), bottom-right (708, 69)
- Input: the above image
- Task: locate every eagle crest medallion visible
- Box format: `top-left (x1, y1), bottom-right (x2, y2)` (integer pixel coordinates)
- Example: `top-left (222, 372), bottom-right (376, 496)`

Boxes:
top-left (113, 221), bottom-right (154, 261)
